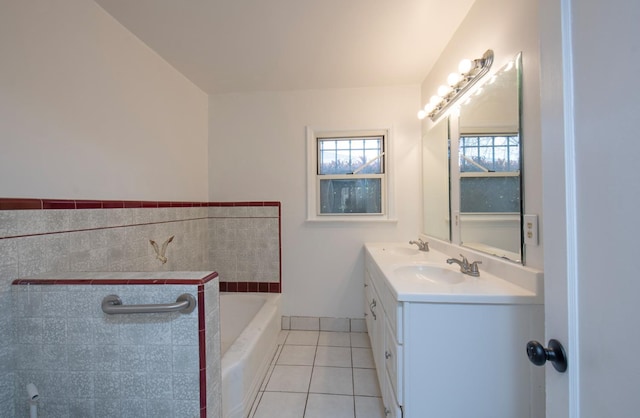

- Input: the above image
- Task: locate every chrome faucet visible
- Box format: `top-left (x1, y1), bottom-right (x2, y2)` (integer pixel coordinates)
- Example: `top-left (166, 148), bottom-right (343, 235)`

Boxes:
top-left (446, 254), bottom-right (482, 277)
top-left (409, 238), bottom-right (429, 252)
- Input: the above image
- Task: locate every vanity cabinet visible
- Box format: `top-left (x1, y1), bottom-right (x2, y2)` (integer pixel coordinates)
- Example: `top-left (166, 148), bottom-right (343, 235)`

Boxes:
top-left (364, 250), bottom-right (544, 418)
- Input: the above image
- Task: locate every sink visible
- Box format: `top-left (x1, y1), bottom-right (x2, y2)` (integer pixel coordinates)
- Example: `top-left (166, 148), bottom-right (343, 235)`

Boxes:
top-left (381, 247), bottom-right (421, 256)
top-left (393, 264), bottom-right (465, 285)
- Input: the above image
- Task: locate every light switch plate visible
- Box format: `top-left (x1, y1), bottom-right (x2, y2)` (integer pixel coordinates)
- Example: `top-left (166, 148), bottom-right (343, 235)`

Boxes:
top-left (523, 214), bottom-right (539, 246)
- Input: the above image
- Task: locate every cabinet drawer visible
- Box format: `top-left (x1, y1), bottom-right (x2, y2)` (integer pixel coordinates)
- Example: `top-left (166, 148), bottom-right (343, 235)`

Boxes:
top-left (384, 316), bottom-right (403, 402)
top-left (382, 290), bottom-right (403, 344)
top-left (383, 368), bottom-right (403, 418)
top-left (367, 262), bottom-right (403, 344)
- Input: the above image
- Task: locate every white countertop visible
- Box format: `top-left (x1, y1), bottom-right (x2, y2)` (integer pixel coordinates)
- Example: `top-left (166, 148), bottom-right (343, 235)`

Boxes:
top-left (365, 242), bottom-right (542, 304)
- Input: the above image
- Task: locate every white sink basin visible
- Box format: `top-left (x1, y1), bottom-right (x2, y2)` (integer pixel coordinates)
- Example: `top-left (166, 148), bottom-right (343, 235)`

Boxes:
top-left (393, 264), bottom-right (465, 285)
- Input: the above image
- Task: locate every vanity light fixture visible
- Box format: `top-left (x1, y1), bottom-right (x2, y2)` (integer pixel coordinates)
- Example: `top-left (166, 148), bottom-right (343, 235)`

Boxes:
top-left (418, 49), bottom-right (494, 122)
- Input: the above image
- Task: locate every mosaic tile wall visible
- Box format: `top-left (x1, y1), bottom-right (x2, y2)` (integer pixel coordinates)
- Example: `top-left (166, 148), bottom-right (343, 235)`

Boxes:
top-left (0, 200), bottom-right (281, 417)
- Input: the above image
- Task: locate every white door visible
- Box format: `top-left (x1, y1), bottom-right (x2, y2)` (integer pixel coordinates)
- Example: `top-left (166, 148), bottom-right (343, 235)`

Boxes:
top-left (539, 0), bottom-right (640, 417)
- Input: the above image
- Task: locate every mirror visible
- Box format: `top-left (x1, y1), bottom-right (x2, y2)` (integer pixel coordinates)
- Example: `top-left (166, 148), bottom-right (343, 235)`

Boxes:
top-left (422, 52), bottom-right (523, 263)
top-left (422, 118), bottom-right (450, 241)
top-left (456, 53), bottom-right (522, 262)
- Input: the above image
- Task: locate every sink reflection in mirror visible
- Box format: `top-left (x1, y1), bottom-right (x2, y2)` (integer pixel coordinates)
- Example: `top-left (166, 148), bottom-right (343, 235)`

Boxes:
top-left (393, 264), bottom-right (465, 285)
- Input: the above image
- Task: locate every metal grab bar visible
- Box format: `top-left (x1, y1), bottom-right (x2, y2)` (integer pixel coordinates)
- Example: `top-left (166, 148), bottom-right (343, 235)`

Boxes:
top-left (101, 293), bottom-right (196, 315)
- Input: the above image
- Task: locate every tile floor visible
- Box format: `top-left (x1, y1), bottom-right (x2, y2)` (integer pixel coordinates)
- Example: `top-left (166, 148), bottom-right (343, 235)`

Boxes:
top-left (248, 330), bottom-right (386, 418)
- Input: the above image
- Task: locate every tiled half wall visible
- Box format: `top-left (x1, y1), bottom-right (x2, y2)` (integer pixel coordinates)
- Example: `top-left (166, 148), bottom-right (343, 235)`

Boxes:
top-left (0, 199), bottom-right (281, 416)
top-left (11, 272), bottom-right (220, 418)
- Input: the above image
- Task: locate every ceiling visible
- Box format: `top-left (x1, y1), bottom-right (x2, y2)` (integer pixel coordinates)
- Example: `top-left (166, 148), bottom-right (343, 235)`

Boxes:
top-left (93, 0), bottom-right (475, 95)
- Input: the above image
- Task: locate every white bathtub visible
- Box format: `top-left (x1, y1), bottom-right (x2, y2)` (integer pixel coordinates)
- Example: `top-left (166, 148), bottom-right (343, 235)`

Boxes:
top-left (220, 292), bottom-right (281, 418)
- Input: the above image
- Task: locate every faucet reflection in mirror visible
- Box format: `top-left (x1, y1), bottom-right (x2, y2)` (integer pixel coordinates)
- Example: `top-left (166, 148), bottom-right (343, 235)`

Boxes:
top-left (418, 49), bottom-right (494, 122)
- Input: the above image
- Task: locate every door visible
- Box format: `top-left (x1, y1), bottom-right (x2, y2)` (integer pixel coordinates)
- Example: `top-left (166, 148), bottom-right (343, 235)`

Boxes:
top-left (539, 0), bottom-right (640, 417)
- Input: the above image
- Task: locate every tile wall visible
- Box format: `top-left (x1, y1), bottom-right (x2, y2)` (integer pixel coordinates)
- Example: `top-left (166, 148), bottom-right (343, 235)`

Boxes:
top-left (0, 199), bottom-right (281, 417)
top-left (11, 273), bottom-right (220, 418)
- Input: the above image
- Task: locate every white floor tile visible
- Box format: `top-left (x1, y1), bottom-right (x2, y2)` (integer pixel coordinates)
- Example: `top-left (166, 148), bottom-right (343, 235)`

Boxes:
top-left (352, 347), bottom-right (375, 369)
top-left (304, 393), bottom-right (354, 418)
top-left (260, 363), bottom-right (276, 391)
top-left (318, 331), bottom-right (351, 347)
top-left (309, 366), bottom-right (353, 395)
top-left (246, 332), bottom-right (381, 418)
top-left (277, 330), bottom-right (289, 344)
top-left (314, 346), bottom-right (352, 367)
top-left (277, 345), bottom-right (317, 366)
top-left (286, 330), bottom-right (319, 346)
top-left (354, 396), bottom-right (385, 418)
top-left (353, 368), bottom-right (381, 396)
top-left (253, 391), bottom-right (307, 418)
top-left (265, 365), bottom-right (313, 393)
top-left (350, 333), bottom-right (371, 348)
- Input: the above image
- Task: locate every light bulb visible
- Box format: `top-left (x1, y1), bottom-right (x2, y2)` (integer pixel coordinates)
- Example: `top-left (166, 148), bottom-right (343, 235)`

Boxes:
top-left (417, 110), bottom-right (426, 120)
top-left (458, 58), bottom-right (473, 74)
top-left (437, 85), bottom-right (452, 97)
top-left (447, 72), bottom-right (462, 86)
top-left (424, 102), bottom-right (435, 113)
top-left (429, 95), bottom-right (442, 107)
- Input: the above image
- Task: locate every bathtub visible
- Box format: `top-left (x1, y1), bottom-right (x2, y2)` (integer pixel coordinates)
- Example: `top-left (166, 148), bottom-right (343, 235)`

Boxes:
top-left (220, 292), bottom-right (281, 418)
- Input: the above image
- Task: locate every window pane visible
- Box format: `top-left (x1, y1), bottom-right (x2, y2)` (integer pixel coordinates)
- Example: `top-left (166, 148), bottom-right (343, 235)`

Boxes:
top-left (460, 177), bottom-right (520, 212)
top-left (318, 136), bottom-right (383, 175)
top-left (460, 135), bottom-right (520, 172)
top-left (319, 178), bottom-right (382, 214)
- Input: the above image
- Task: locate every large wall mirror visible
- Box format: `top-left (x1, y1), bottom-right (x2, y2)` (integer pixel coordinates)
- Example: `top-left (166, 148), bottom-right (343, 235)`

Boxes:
top-left (422, 52), bottom-right (523, 263)
top-left (422, 118), bottom-right (450, 241)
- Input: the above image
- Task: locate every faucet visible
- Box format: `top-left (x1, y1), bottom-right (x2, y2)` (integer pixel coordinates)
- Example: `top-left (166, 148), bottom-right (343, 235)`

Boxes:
top-left (409, 238), bottom-right (429, 252)
top-left (446, 254), bottom-right (482, 277)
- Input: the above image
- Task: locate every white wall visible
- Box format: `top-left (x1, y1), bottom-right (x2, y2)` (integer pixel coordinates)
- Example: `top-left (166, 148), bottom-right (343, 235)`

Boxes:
top-left (420, 0), bottom-right (543, 269)
top-left (0, 0), bottom-right (209, 201)
top-left (209, 86), bottom-right (421, 317)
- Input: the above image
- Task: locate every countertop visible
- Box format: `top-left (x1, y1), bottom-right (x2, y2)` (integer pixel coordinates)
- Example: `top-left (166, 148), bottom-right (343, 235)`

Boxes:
top-left (365, 242), bottom-right (542, 304)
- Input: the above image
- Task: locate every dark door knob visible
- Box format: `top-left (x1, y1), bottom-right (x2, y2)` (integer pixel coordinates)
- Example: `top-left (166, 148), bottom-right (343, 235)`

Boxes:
top-left (526, 339), bottom-right (567, 373)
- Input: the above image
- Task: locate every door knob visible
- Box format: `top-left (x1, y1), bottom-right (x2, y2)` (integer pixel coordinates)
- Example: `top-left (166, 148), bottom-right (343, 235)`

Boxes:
top-left (526, 339), bottom-right (567, 373)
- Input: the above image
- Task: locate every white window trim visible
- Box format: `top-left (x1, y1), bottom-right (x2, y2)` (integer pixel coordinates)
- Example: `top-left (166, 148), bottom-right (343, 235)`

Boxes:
top-left (306, 126), bottom-right (397, 222)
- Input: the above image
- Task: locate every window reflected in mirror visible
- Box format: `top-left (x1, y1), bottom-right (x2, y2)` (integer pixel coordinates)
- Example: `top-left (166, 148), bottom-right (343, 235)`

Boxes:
top-left (457, 53), bottom-right (522, 262)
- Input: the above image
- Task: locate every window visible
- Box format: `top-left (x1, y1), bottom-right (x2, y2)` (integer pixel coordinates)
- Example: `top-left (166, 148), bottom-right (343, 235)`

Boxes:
top-left (307, 128), bottom-right (394, 221)
top-left (459, 134), bottom-right (521, 213)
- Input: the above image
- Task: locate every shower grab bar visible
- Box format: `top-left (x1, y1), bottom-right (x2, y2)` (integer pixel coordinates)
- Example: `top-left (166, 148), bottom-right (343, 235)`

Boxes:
top-left (101, 293), bottom-right (196, 315)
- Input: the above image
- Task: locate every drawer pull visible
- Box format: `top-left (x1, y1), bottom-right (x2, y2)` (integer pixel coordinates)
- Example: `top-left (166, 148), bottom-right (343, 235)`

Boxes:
top-left (385, 350), bottom-right (392, 359)
top-left (369, 299), bottom-right (377, 320)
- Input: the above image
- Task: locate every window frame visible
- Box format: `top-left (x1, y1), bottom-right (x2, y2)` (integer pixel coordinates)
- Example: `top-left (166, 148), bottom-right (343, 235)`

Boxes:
top-left (306, 127), bottom-right (396, 222)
